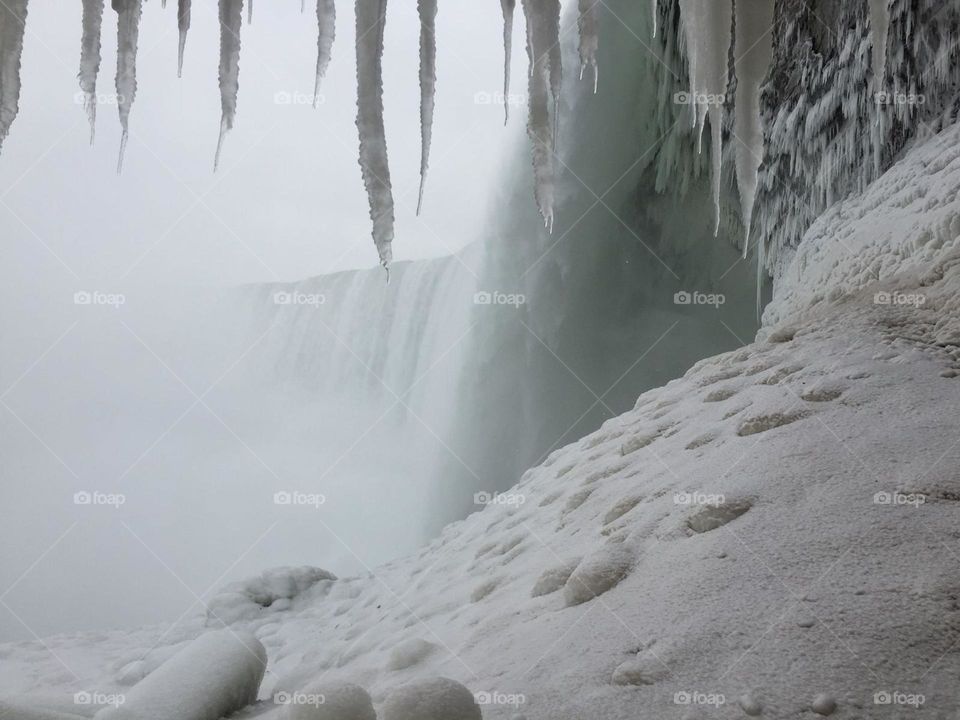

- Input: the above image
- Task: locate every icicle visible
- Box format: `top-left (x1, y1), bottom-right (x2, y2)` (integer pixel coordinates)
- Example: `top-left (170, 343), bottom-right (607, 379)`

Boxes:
top-left (313, 0), bottom-right (335, 107)
top-left (416, 0), bottom-right (437, 215)
top-left (0, 0), bottom-right (27, 155)
top-left (521, 0), bottom-right (555, 231)
top-left (577, 0), bottom-right (598, 93)
top-left (114, 0), bottom-right (143, 173)
top-left (679, 0), bottom-right (700, 128)
top-left (546, 0), bottom-right (562, 147)
top-left (733, 0), bottom-right (774, 256)
top-left (500, 0), bottom-right (515, 124)
top-left (651, 0), bottom-right (657, 38)
top-left (247, 0), bottom-right (253, 24)
top-left (869, 0), bottom-right (889, 85)
top-left (79, 0), bottom-right (105, 145)
top-left (177, 0), bottom-right (190, 78)
top-left (301, 0), bottom-right (306, 13)
top-left (356, 0), bottom-right (394, 267)
top-left (214, 0), bottom-right (243, 172)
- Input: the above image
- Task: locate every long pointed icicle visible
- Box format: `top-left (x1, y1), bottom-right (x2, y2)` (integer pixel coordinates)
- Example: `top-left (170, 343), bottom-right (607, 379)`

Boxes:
top-left (247, 0), bottom-right (253, 24)
top-left (79, 0), bottom-right (105, 145)
top-left (678, 0), bottom-right (699, 129)
top-left (521, 0), bottom-right (555, 232)
top-left (651, 0), bottom-right (657, 38)
top-left (733, 0), bottom-right (774, 257)
top-left (114, 0), bottom-right (143, 173)
top-left (500, 0), bottom-right (515, 124)
top-left (577, 0), bottom-right (598, 92)
top-left (356, 0), bottom-right (394, 268)
top-left (705, 0), bottom-right (732, 236)
top-left (177, 0), bottom-right (191, 77)
top-left (214, 0), bottom-right (243, 172)
top-left (416, 0), bottom-right (437, 215)
top-left (546, 0), bottom-right (562, 147)
top-left (313, 0), bottom-right (335, 107)
top-left (0, 0), bottom-right (28, 155)
top-left (869, 0), bottom-right (889, 85)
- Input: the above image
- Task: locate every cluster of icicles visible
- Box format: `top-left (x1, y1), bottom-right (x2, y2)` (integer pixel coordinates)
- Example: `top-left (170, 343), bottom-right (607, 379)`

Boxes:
top-left (0, 0), bottom-right (891, 271)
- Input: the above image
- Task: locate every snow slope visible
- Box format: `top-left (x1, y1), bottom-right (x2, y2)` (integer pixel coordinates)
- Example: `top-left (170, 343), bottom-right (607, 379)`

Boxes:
top-left (6, 128), bottom-right (960, 719)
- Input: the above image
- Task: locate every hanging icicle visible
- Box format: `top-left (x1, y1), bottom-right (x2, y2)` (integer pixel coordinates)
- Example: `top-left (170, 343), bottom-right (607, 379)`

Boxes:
top-left (416, 0), bottom-right (437, 215)
top-left (651, 0), bottom-right (657, 38)
top-left (733, 0), bottom-right (775, 257)
top-left (247, 0), bottom-right (253, 24)
top-left (177, 0), bottom-right (191, 77)
top-left (313, 0), bottom-right (335, 106)
top-left (577, 0), bottom-right (598, 92)
top-left (0, 0), bottom-right (28, 155)
top-left (114, 0), bottom-right (143, 173)
top-left (546, 0), bottom-right (562, 146)
top-left (79, 0), bottom-right (105, 145)
top-left (521, 0), bottom-right (556, 232)
top-left (500, 0), bottom-right (515, 124)
top-left (214, 0), bottom-right (243, 172)
top-left (869, 0), bottom-right (890, 84)
top-left (356, 0), bottom-right (394, 268)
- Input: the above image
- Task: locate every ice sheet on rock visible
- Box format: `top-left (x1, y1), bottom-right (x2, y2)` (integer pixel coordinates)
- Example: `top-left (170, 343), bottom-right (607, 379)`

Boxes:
top-left (113, 0), bottom-right (142, 173)
top-left (733, 0), bottom-right (774, 256)
top-left (0, 0), bottom-right (28, 155)
top-left (313, 0), bottom-right (335, 106)
top-left (93, 630), bottom-right (266, 720)
top-left (79, 0), bottom-right (105, 144)
top-left (355, 0), bottom-right (394, 267)
top-left (215, 0), bottom-right (243, 172)
top-left (500, 0), bottom-right (515, 124)
top-left (416, 0), bottom-right (437, 215)
top-left (577, 0), bottom-right (598, 92)
top-left (521, 0), bottom-right (556, 232)
top-left (177, 0), bottom-right (191, 77)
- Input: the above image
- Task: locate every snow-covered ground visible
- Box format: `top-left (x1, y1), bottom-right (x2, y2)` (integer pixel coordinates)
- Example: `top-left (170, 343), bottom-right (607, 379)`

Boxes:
top-left (5, 126), bottom-right (960, 720)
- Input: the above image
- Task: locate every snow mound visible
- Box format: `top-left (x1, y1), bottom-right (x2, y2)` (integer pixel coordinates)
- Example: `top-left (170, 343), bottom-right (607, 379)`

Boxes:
top-left (283, 681), bottom-right (376, 720)
top-left (381, 677), bottom-right (481, 720)
top-left (563, 545), bottom-right (633, 606)
top-left (206, 566), bottom-right (336, 625)
top-left (530, 558), bottom-right (580, 597)
top-left (386, 638), bottom-right (436, 671)
top-left (93, 630), bottom-right (266, 720)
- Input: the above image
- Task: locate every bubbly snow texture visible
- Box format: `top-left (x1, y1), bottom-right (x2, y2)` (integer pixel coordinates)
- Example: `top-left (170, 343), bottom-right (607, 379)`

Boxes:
top-left (733, 0), bottom-right (774, 256)
top-left (869, 0), bottom-right (889, 84)
top-left (500, 0), bottom-right (515, 124)
top-left (214, 0), bottom-right (243, 172)
top-left (93, 630), bottom-right (266, 720)
top-left (355, 0), bottom-right (394, 267)
top-left (577, 0), bottom-right (598, 91)
top-left (113, 0), bottom-right (142, 173)
top-left (79, 0), bottom-right (105, 144)
top-left (313, 0), bottom-right (335, 106)
top-left (382, 677), bottom-right (481, 720)
top-left (521, 0), bottom-right (556, 232)
top-left (177, 0), bottom-right (191, 77)
top-left (0, 0), bottom-right (28, 154)
top-left (416, 0), bottom-right (437, 215)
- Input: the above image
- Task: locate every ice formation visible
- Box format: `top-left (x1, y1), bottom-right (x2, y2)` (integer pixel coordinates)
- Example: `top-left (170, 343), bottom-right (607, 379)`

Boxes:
top-left (313, 0), bottom-right (336, 106)
top-left (416, 0), bottom-right (438, 215)
top-left (381, 677), bottom-right (482, 720)
top-left (214, 0), bottom-right (243, 172)
top-left (113, 0), bottom-right (143, 173)
top-left (577, 0), bottom-right (598, 91)
top-left (286, 682), bottom-right (377, 720)
top-left (869, 0), bottom-right (889, 84)
top-left (79, 0), bottom-right (105, 145)
top-left (247, 0), bottom-right (253, 24)
top-left (500, 0), bottom-right (515, 124)
top-left (0, 0), bottom-right (28, 155)
top-left (355, 0), bottom-right (394, 268)
top-left (733, 0), bottom-right (775, 255)
top-left (177, 0), bottom-right (191, 78)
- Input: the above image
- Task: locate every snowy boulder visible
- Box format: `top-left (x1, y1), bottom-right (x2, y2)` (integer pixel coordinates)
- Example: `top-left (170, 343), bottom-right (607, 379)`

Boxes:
top-left (283, 682), bottom-right (376, 720)
top-left (94, 630), bottom-right (266, 720)
top-left (386, 638), bottom-right (436, 670)
top-left (206, 566), bottom-right (336, 625)
top-left (381, 677), bottom-right (481, 720)
top-left (563, 545), bottom-right (634, 606)
top-left (611, 657), bottom-right (668, 686)
top-left (530, 558), bottom-right (580, 597)
top-left (0, 701), bottom-right (86, 720)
